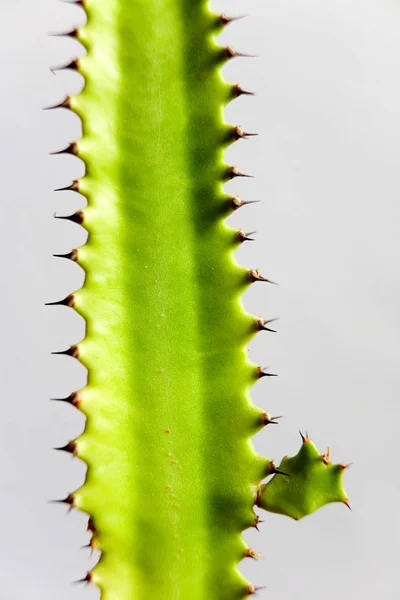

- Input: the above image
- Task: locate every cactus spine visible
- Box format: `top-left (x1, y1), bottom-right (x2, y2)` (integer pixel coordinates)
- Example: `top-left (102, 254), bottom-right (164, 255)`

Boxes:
top-left (49, 1), bottom-right (349, 598)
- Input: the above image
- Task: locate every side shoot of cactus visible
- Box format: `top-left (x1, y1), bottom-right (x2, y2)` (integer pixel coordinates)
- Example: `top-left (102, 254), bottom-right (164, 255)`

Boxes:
top-left (48, 1), bottom-right (349, 597)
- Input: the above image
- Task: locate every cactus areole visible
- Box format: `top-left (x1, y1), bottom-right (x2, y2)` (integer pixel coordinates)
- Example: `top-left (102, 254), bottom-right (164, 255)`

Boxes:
top-left (49, 1), bottom-right (349, 598)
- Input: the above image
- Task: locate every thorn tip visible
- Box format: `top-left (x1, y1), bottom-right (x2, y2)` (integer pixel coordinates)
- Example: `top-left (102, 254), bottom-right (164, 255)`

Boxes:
top-left (322, 445), bottom-right (331, 464)
top-left (231, 196), bottom-right (259, 211)
top-left (53, 441), bottom-right (77, 455)
top-left (50, 392), bottom-right (81, 408)
top-left (220, 14), bottom-right (247, 26)
top-left (249, 269), bottom-right (277, 285)
top-left (55, 180), bottom-right (80, 193)
top-left (50, 494), bottom-right (75, 509)
top-left (51, 345), bottom-right (80, 358)
top-left (43, 96), bottom-right (71, 111)
top-left (45, 294), bottom-right (75, 307)
top-left (50, 142), bottom-right (79, 157)
top-left (248, 584), bottom-right (265, 595)
top-left (253, 515), bottom-right (264, 531)
top-left (246, 548), bottom-right (263, 560)
top-left (51, 59), bottom-right (80, 73)
top-left (237, 230), bottom-right (256, 243)
top-left (257, 317), bottom-right (278, 333)
top-left (55, 211), bottom-right (84, 225)
top-left (269, 460), bottom-right (289, 476)
top-left (53, 248), bottom-right (79, 262)
top-left (234, 126), bottom-right (258, 140)
top-left (233, 83), bottom-right (255, 97)
top-left (228, 166), bottom-right (254, 179)
top-left (258, 366), bottom-right (278, 378)
top-left (226, 46), bottom-right (258, 59)
top-left (299, 430), bottom-right (310, 443)
top-left (262, 412), bottom-right (282, 425)
top-left (73, 572), bottom-right (93, 585)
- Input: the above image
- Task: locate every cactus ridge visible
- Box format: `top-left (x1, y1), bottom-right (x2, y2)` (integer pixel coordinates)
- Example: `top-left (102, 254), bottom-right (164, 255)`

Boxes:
top-left (48, 2), bottom-right (349, 598)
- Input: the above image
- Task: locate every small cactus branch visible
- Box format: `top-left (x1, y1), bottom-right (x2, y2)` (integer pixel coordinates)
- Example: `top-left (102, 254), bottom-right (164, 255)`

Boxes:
top-left (257, 434), bottom-right (349, 520)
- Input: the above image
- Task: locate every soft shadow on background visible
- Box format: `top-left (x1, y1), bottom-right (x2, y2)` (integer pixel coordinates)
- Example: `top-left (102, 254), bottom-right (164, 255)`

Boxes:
top-left (1, 0), bottom-right (399, 598)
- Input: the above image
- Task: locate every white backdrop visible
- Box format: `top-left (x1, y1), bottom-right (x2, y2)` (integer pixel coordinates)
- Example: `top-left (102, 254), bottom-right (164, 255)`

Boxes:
top-left (0, 0), bottom-right (399, 598)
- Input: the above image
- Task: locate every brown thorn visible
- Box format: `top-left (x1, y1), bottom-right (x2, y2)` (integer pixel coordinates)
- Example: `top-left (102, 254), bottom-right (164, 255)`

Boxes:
top-left (234, 126), bottom-right (258, 140)
top-left (82, 518), bottom-right (97, 553)
top-left (220, 14), bottom-right (248, 26)
top-left (262, 412), bottom-right (283, 425)
top-left (248, 584), bottom-right (266, 595)
top-left (253, 515), bottom-right (264, 531)
top-left (228, 166), bottom-right (254, 179)
top-left (343, 499), bottom-right (352, 511)
top-left (55, 211), bottom-right (84, 225)
top-left (274, 469), bottom-right (290, 477)
top-left (45, 294), bottom-right (75, 307)
top-left (53, 441), bottom-right (77, 455)
top-left (51, 345), bottom-right (80, 358)
top-left (258, 366), bottom-right (278, 378)
top-left (50, 494), bottom-right (75, 510)
top-left (322, 445), bottom-right (331, 464)
top-left (237, 230), bottom-right (256, 243)
top-left (299, 430), bottom-right (310, 443)
top-left (340, 462), bottom-right (353, 470)
top-left (249, 269), bottom-right (278, 285)
top-left (50, 392), bottom-right (81, 408)
top-left (50, 142), bottom-right (79, 157)
top-left (226, 46), bottom-right (258, 59)
top-left (273, 469), bottom-right (289, 476)
top-left (231, 196), bottom-right (259, 211)
top-left (246, 548), bottom-right (263, 560)
top-left (233, 83), bottom-right (255, 97)
top-left (87, 517), bottom-right (96, 535)
top-left (51, 59), bottom-right (80, 73)
top-left (73, 572), bottom-right (93, 585)
top-left (269, 460), bottom-right (289, 476)
top-left (47, 29), bottom-right (79, 39)
top-left (43, 96), bottom-right (71, 111)
top-left (55, 180), bottom-right (80, 192)
top-left (53, 248), bottom-right (79, 262)
top-left (257, 317), bottom-right (278, 333)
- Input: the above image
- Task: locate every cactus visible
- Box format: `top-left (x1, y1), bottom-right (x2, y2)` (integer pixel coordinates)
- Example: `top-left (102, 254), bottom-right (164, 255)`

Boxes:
top-left (48, 1), bottom-right (349, 598)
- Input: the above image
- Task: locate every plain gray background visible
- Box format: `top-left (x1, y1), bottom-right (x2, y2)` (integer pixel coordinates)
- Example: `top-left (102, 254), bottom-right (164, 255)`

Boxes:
top-left (1, 0), bottom-right (399, 598)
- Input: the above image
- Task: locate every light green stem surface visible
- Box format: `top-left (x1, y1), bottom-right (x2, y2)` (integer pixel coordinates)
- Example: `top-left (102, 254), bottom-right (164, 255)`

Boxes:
top-left (72, 2), bottom-right (264, 598)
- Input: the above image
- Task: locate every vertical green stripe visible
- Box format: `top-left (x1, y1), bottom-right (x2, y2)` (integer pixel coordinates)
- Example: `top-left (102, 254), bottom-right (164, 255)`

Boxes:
top-left (116, 1), bottom-right (207, 597)
top-left (71, 2), bottom-right (140, 598)
top-left (179, 3), bottom-right (265, 597)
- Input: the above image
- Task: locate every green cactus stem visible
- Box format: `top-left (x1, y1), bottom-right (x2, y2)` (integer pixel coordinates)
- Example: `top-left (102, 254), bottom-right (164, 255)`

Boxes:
top-left (49, 1), bottom-right (349, 598)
